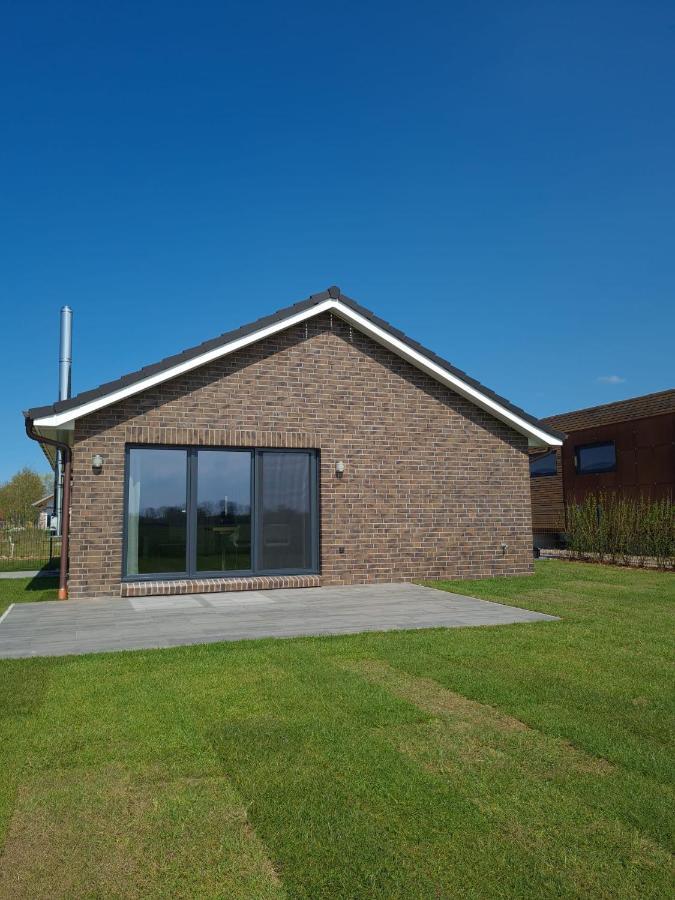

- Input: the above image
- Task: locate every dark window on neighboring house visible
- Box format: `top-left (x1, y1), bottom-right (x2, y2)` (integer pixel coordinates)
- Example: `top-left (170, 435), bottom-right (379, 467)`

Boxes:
top-left (124, 446), bottom-right (319, 579)
top-left (529, 451), bottom-right (557, 477)
top-left (575, 441), bottom-right (616, 474)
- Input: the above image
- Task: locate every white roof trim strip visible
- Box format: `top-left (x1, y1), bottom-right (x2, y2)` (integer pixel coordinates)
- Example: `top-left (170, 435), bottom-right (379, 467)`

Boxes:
top-left (336, 304), bottom-right (561, 447)
top-left (32, 299), bottom-right (562, 447)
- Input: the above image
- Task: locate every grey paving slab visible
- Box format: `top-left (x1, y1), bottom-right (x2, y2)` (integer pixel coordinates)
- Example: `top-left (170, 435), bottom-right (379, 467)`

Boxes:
top-left (0, 582), bottom-right (558, 659)
top-left (0, 570), bottom-right (57, 579)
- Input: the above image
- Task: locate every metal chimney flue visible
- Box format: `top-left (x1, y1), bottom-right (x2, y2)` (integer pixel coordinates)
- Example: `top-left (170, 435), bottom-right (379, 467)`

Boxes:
top-left (53, 306), bottom-right (73, 536)
top-left (59, 305), bottom-right (73, 402)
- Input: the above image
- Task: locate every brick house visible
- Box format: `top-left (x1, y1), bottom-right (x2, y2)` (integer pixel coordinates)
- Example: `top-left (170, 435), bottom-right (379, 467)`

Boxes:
top-left (25, 287), bottom-right (563, 600)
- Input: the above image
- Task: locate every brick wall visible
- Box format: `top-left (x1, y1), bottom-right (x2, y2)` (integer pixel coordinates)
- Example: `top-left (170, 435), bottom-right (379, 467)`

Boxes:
top-left (69, 313), bottom-right (534, 598)
top-left (529, 448), bottom-right (565, 532)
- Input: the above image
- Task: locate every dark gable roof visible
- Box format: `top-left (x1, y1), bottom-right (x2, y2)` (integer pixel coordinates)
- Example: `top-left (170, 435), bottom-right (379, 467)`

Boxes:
top-left (24, 286), bottom-right (565, 441)
top-left (543, 389), bottom-right (675, 433)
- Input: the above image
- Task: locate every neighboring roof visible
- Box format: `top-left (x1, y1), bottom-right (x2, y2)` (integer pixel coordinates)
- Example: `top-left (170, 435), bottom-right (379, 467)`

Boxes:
top-left (31, 493), bottom-right (54, 508)
top-left (24, 287), bottom-right (564, 448)
top-left (543, 389), bottom-right (675, 433)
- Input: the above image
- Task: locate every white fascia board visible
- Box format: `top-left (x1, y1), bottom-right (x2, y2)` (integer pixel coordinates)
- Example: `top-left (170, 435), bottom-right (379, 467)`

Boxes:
top-left (332, 303), bottom-right (563, 448)
top-left (32, 298), bottom-right (562, 448)
top-left (32, 299), bottom-right (336, 429)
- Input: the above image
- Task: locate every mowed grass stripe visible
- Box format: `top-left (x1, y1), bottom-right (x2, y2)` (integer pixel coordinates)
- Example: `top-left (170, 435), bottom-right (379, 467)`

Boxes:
top-left (204, 647), bottom-right (564, 898)
top-left (341, 658), bottom-right (673, 895)
top-left (0, 765), bottom-right (285, 900)
top-left (0, 561), bottom-right (673, 898)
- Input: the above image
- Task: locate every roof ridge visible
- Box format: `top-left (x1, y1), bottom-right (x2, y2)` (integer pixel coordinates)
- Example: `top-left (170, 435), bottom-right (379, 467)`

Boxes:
top-left (24, 286), bottom-right (564, 445)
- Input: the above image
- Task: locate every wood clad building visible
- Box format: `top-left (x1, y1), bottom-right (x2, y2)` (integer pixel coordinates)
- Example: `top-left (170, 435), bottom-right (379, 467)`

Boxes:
top-left (530, 389), bottom-right (675, 545)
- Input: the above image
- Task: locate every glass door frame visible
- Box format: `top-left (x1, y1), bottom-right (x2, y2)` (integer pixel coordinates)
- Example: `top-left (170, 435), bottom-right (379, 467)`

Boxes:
top-left (190, 447), bottom-right (255, 578)
top-left (253, 449), bottom-right (321, 576)
top-left (122, 445), bottom-right (190, 581)
top-left (122, 444), bottom-right (320, 581)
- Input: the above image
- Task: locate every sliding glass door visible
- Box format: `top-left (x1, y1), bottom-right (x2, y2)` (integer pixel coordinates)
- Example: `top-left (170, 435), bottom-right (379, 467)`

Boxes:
top-left (196, 450), bottom-right (252, 574)
top-left (124, 446), bottom-right (318, 579)
top-left (257, 451), bottom-right (314, 572)
top-left (125, 448), bottom-right (188, 576)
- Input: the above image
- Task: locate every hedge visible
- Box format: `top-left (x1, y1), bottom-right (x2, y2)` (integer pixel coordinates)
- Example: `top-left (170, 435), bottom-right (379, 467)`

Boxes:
top-left (566, 493), bottom-right (674, 569)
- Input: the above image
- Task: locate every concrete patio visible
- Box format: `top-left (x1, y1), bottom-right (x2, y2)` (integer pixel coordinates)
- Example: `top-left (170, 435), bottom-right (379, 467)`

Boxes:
top-left (0, 582), bottom-right (558, 659)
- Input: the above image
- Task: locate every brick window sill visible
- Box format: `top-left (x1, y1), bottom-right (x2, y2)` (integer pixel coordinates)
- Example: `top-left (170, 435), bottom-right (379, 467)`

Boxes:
top-left (120, 574), bottom-right (321, 598)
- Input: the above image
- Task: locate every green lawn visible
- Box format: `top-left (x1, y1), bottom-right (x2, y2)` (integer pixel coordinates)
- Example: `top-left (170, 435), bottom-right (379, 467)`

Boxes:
top-left (0, 561), bottom-right (673, 898)
top-left (0, 575), bottom-right (59, 614)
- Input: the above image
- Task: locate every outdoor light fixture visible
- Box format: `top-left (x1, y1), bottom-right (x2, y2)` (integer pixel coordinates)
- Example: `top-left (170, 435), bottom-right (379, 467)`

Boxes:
top-left (92, 454), bottom-right (104, 470)
top-left (335, 460), bottom-right (345, 477)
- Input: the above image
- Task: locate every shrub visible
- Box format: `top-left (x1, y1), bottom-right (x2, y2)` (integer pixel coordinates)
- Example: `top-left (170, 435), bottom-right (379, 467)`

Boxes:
top-left (0, 467), bottom-right (51, 527)
top-left (566, 493), bottom-right (674, 569)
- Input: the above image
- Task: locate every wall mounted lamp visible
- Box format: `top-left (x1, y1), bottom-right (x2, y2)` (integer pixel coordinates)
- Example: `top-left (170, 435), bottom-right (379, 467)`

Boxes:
top-left (92, 454), bottom-right (104, 471)
top-left (335, 460), bottom-right (345, 478)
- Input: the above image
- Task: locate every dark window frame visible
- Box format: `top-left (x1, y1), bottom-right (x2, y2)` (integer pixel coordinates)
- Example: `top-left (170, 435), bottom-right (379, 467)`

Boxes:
top-left (123, 446), bottom-right (190, 581)
top-left (529, 450), bottom-right (557, 478)
top-left (193, 447), bottom-right (254, 578)
top-left (574, 440), bottom-right (617, 475)
top-left (253, 450), bottom-right (319, 575)
top-left (122, 444), bottom-right (320, 582)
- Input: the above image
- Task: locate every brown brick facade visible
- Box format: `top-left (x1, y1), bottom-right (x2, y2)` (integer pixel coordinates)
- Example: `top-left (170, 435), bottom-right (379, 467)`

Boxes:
top-left (69, 313), bottom-right (534, 598)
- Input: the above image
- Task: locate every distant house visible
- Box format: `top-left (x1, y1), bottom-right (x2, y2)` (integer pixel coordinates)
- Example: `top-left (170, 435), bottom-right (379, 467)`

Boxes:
top-left (530, 389), bottom-right (675, 547)
top-left (31, 493), bottom-right (54, 530)
top-left (24, 287), bottom-right (563, 600)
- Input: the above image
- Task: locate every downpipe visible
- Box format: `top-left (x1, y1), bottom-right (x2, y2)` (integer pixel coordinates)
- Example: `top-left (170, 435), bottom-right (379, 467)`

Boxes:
top-left (25, 418), bottom-right (71, 600)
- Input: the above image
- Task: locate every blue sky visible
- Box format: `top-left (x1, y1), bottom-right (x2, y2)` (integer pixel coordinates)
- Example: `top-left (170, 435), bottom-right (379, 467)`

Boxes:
top-left (2, 1), bottom-right (673, 481)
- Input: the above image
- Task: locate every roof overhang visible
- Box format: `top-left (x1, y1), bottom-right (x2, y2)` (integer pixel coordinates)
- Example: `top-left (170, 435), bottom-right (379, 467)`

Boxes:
top-left (28, 299), bottom-right (563, 449)
top-left (26, 421), bottom-right (73, 468)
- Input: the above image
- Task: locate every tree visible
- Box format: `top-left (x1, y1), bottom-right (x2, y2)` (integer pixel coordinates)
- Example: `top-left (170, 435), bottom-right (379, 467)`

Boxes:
top-left (0, 467), bottom-right (50, 526)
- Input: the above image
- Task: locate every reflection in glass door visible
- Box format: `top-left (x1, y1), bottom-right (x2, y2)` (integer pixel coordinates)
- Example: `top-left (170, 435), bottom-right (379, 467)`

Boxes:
top-left (196, 450), bottom-right (252, 573)
top-left (124, 447), bottom-right (318, 578)
top-left (125, 448), bottom-right (188, 575)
